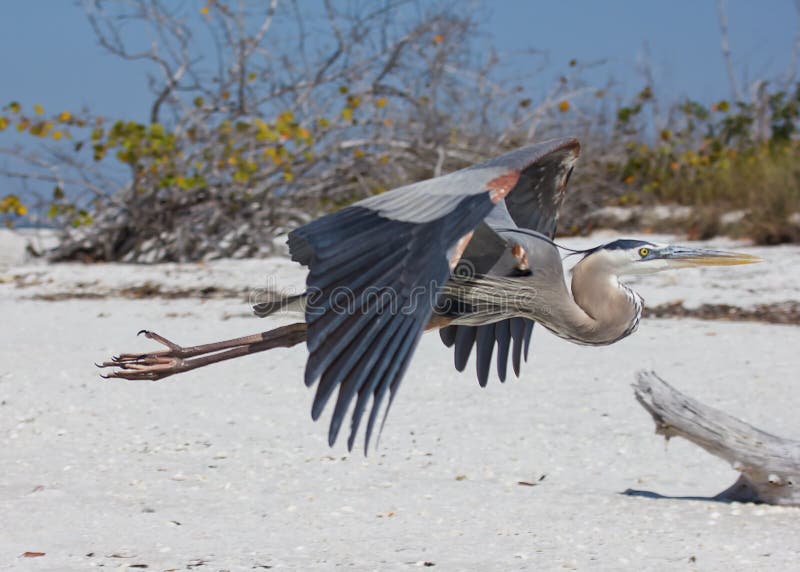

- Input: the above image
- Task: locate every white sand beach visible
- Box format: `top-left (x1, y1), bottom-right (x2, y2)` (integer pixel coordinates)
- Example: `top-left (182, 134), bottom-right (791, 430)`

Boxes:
top-left (1, 230), bottom-right (798, 570)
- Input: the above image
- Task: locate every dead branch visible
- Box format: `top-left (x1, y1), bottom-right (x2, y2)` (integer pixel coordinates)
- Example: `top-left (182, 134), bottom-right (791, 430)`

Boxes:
top-left (716, 0), bottom-right (744, 102)
top-left (4, 0), bottom-right (621, 261)
top-left (634, 370), bottom-right (800, 506)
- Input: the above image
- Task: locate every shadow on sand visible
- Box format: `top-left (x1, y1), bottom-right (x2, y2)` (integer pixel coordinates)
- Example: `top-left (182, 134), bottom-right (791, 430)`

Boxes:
top-left (620, 488), bottom-right (729, 503)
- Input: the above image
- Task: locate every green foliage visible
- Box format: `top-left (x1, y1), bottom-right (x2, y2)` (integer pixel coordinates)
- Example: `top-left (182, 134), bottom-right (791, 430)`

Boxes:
top-left (2, 1), bottom-right (800, 257)
top-left (0, 0), bottom-right (485, 262)
top-left (601, 85), bottom-right (800, 244)
top-left (0, 194), bottom-right (27, 227)
top-left (0, 100), bottom-right (335, 228)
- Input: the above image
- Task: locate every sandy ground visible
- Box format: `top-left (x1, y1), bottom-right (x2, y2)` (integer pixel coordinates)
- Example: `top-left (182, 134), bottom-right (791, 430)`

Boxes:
top-left (1, 231), bottom-right (799, 571)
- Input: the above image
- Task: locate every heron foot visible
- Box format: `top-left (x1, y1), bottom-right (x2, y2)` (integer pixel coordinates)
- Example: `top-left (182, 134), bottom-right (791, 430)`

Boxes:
top-left (97, 330), bottom-right (189, 381)
top-left (97, 323), bottom-right (308, 382)
top-left (136, 329), bottom-right (184, 351)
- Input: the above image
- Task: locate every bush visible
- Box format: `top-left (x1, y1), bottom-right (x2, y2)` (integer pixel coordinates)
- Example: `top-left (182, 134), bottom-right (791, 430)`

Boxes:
top-left (3, 2), bottom-right (800, 257)
top-left (604, 86), bottom-right (800, 243)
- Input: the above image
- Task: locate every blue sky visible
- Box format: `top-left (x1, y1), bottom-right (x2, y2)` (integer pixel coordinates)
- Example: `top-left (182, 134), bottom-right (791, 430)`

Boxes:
top-left (490, 1), bottom-right (800, 105)
top-left (1, 1), bottom-right (798, 123)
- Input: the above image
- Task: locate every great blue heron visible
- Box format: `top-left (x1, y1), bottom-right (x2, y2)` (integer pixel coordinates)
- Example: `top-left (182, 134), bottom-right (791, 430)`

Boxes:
top-left (99, 138), bottom-right (759, 451)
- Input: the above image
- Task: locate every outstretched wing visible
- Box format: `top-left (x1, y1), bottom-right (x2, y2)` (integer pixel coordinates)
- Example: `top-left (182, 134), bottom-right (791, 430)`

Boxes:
top-left (288, 137), bottom-right (579, 450)
top-left (439, 138), bottom-right (580, 386)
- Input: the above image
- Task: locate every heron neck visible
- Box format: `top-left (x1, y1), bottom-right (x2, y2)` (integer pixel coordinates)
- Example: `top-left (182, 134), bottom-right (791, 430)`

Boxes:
top-left (559, 257), bottom-right (642, 345)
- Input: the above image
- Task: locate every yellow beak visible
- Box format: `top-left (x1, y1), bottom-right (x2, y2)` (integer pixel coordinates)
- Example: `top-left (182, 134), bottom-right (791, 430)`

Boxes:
top-left (661, 246), bottom-right (763, 266)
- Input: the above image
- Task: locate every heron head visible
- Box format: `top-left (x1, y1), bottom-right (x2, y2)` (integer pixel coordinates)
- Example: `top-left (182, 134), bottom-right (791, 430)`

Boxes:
top-left (583, 238), bottom-right (761, 276)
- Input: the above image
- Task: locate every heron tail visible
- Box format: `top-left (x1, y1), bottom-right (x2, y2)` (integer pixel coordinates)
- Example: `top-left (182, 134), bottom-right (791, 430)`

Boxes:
top-left (253, 293), bottom-right (306, 318)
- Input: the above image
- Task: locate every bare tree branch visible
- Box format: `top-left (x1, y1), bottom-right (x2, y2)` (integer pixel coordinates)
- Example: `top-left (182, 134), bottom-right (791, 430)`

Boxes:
top-left (716, 0), bottom-right (744, 102)
top-left (634, 371), bottom-right (800, 506)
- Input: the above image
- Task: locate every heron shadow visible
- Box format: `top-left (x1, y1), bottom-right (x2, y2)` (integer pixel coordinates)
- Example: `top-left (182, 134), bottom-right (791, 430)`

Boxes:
top-left (620, 488), bottom-right (738, 504)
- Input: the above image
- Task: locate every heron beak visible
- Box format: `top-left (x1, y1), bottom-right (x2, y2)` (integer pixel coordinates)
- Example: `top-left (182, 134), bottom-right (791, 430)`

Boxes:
top-left (660, 245), bottom-right (762, 267)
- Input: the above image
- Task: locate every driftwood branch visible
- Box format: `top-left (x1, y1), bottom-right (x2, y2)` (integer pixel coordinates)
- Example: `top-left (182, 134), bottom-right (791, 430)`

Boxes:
top-left (716, 0), bottom-right (743, 102)
top-left (634, 370), bottom-right (800, 506)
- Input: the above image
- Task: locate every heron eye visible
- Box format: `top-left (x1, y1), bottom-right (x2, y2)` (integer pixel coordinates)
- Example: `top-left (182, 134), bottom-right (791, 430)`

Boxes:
top-left (638, 247), bottom-right (650, 257)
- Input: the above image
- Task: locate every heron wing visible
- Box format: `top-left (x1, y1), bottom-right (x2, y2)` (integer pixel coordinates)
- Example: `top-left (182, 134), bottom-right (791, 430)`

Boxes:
top-left (289, 192), bottom-right (501, 452)
top-left (502, 141), bottom-right (578, 236)
top-left (438, 138), bottom-right (580, 385)
top-left (288, 138), bottom-right (578, 450)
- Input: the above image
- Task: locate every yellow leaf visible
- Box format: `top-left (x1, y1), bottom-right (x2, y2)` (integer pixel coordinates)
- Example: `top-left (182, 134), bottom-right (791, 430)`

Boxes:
top-left (17, 205), bottom-right (27, 216)
top-left (375, 97), bottom-right (387, 108)
top-left (227, 156), bottom-right (238, 166)
top-left (58, 111), bottom-right (72, 122)
top-left (150, 123), bottom-right (165, 137)
top-left (353, 148), bottom-right (364, 159)
top-left (52, 130), bottom-right (63, 140)
top-left (200, 5), bottom-right (209, 14)
top-left (432, 34), bottom-right (444, 44)
top-left (283, 171), bottom-right (294, 182)
top-left (262, 147), bottom-right (281, 165)
top-left (341, 108), bottom-right (353, 122)
top-left (34, 104), bottom-right (44, 115)
top-left (558, 100), bottom-right (570, 112)
top-left (9, 102), bottom-right (21, 113)
top-left (0, 117), bottom-right (7, 131)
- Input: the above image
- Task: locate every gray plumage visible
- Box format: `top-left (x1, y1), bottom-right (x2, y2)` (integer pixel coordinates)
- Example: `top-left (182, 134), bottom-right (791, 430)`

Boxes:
top-left (286, 138), bottom-right (579, 448)
top-left (100, 137), bottom-right (760, 452)
top-left (276, 136), bottom-right (758, 450)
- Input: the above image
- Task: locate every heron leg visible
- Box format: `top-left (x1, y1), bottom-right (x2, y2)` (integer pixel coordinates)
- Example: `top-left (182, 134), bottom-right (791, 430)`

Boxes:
top-left (97, 322), bottom-right (308, 381)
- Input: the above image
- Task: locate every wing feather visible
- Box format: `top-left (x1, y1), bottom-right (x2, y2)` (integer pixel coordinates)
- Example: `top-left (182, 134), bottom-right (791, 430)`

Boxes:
top-left (438, 138), bottom-right (579, 385)
top-left (494, 319), bottom-right (511, 382)
top-left (347, 318), bottom-right (415, 451)
top-left (289, 192), bottom-right (493, 450)
top-left (475, 325), bottom-right (496, 387)
top-left (510, 317), bottom-right (527, 377)
top-left (286, 138), bottom-right (580, 449)
top-left (453, 325), bottom-right (477, 372)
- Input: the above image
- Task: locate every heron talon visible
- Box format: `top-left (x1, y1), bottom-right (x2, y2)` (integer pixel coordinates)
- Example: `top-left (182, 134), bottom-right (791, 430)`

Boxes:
top-left (98, 329), bottom-right (190, 381)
